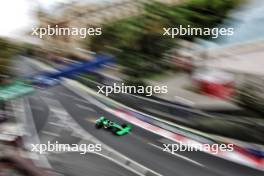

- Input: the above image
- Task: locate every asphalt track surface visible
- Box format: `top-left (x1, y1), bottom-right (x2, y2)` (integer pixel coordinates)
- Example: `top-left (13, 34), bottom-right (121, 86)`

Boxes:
top-left (16, 57), bottom-right (264, 176)
top-left (49, 152), bottom-right (138, 176)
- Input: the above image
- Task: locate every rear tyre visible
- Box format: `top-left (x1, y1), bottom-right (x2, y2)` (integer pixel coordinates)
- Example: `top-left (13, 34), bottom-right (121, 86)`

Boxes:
top-left (95, 123), bottom-right (103, 129)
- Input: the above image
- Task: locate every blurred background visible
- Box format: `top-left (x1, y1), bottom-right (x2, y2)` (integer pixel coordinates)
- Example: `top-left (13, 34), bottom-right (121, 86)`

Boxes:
top-left (0, 0), bottom-right (264, 176)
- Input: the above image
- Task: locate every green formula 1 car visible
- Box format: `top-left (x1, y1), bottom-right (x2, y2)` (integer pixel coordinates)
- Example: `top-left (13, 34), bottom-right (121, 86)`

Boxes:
top-left (95, 116), bottom-right (132, 136)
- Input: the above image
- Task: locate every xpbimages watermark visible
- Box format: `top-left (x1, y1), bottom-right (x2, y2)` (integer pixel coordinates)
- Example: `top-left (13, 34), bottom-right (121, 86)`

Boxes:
top-left (97, 83), bottom-right (168, 96)
top-left (162, 142), bottom-right (234, 154)
top-left (31, 141), bottom-right (102, 154)
top-left (32, 25), bottom-right (102, 38)
top-left (163, 25), bottom-right (234, 39)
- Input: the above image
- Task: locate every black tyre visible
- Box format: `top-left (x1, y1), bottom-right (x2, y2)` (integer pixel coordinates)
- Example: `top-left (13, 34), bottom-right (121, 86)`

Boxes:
top-left (111, 128), bottom-right (119, 135)
top-left (95, 123), bottom-right (103, 129)
top-left (121, 124), bottom-right (128, 128)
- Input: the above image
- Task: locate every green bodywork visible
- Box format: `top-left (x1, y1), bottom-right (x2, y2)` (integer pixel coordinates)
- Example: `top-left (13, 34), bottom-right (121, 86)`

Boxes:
top-left (95, 116), bottom-right (132, 136)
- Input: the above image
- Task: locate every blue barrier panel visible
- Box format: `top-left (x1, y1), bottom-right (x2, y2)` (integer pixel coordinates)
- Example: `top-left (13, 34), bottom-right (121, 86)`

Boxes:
top-left (31, 54), bottom-right (114, 87)
top-left (45, 55), bottom-right (113, 79)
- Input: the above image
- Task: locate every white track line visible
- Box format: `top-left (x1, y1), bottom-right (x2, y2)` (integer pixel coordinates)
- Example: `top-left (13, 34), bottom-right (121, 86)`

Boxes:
top-left (42, 131), bottom-right (60, 137)
top-left (16, 98), bottom-right (52, 168)
top-left (48, 122), bottom-right (66, 127)
top-left (76, 103), bottom-right (95, 112)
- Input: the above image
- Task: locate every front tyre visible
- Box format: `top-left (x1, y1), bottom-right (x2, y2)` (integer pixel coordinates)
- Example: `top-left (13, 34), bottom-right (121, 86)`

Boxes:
top-left (111, 128), bottom-right (119, 135)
